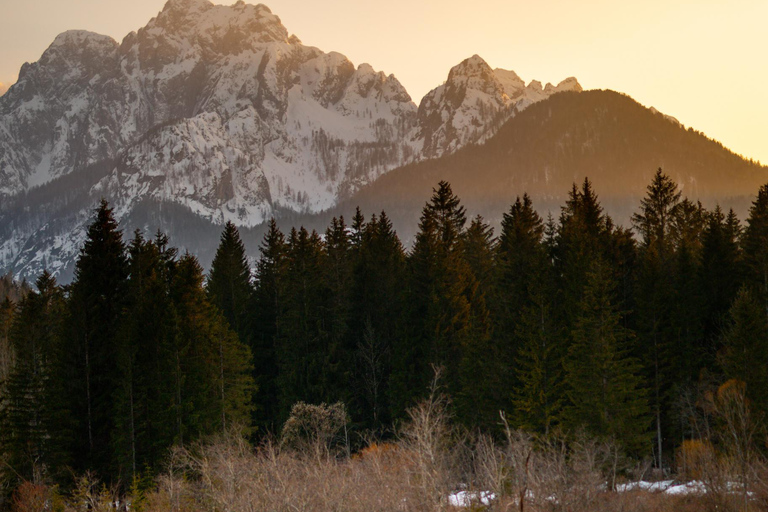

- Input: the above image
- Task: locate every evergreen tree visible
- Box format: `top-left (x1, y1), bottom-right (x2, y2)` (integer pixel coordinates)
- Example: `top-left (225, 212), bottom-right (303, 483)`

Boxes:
top-left (554, 179), bottom-right (614, 328)
top-left (719, 287), bottom-right (768, 419)
top-left (392, 181), bottom-right (472, 418)
top-left (112, 231), bottom-right (177, 479)
top-left (63, 199), bottom-right (128, 478)
top-left (669, 199), bottom-right (706, 384)
top-left (250, 219), bottom-right (286, 433)
top-left (511, 286), bottom-right (563, 434)
top-left (351, 212), bottom-right (406, 428)
top-left (563, 261), bottom-right (650, 454)
top-left (169, 254), bottom-right (255, 442)
top-left (631, 169), bottom-right (680, 467)
top-left (0, 272), bottom-right (67, 486)
top-left (321, 216), bottom-right (354, 406)
top-left (497, 195), bottom-right (549, 416)
top-left (742, 184), bottom-right (768, 318)
top-left (455, 216), bottom-right (498, 428)
top-left (276, 227), bottom-right (327, 419)
top-left (698, 206), bottom-right (744, 369)
top-left (207, 221), bottom-right (253, 343)
top-left (0, 298), bottom-right (14, 386)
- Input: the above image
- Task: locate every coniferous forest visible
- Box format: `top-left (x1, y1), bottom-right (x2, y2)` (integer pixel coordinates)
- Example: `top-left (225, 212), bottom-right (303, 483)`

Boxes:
top-left (2, 170), bottom-right (768, 509)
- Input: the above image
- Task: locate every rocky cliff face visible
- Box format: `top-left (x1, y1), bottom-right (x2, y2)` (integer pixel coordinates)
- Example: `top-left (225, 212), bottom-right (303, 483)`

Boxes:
top-left (0, 0), bottom-right (582, 280)
top-left (414, 55), bottom-right (581, 158)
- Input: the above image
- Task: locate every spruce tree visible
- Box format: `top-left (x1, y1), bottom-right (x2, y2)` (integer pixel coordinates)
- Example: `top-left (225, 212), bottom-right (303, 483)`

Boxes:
top-left (632, 169), bottom-right (680, 467)
top-left (276, 227), bottom-right (327, 419)
top-left (742, 184), bottom-right (768, 318)
top-left (63, 199), bottom-right (128, 477)
top-left (351, 211), bottom-right (406, 428)
top-left (169, 254), bottom-right (255, 441)
top-left (719, 287), bottom-right (768, 419)
top-left (112, 231), bottom-right (177, 478)
top-left (321, 217), bottom-right (354, 407)
top-left (391, 182), bottom-right (472, 418)
top-left (563, 261), bottom-right (650, 454)
top-left (207, 221), bottom-right (253, 343)
top-left (698, 206), bottom-right (743, 369)
top-left (250, 219), bottom-right (286, 433)
top-left (0, 272), bottom-right (66, 486)
top-left (456, 216), bottom-right (498, 428)
top-left (497, 195), bottom-right (549, 414)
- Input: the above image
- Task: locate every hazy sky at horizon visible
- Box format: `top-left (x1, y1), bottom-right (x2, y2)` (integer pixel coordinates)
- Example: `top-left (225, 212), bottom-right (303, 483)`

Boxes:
top-left (1, 0), bottom-right (766, 164)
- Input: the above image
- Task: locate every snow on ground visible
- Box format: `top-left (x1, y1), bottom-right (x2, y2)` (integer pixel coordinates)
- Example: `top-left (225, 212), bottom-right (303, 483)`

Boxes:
top-left (447, 480), bottom-right (749, 508)
top-left (447, 490), bottom-right (496, 507)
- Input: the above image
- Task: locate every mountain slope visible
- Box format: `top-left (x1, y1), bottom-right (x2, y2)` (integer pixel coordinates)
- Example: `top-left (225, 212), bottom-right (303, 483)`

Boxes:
top-left (324, 89), bottom-right (768, 240)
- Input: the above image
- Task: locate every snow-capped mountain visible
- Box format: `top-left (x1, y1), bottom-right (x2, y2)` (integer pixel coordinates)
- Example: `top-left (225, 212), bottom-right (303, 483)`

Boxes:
top-left (0, 0), bottom-right (582, 281)
top-left (415, 55), bottom-right (581, 158)
top-left (0, 0), bottom-right (416, 221)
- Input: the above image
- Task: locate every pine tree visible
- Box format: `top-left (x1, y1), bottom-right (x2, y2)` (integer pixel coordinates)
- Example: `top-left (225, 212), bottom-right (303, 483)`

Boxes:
top-left (63, 199), bottom-right (128, 478)
top-left (207, 221), bottom-right (253, 343)
top-left (563, 261), bottom-right (650, 454)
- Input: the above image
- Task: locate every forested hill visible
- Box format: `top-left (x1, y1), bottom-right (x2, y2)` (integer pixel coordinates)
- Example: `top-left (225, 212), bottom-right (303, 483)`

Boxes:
top-left (316, 90), bottom-right (767, 240)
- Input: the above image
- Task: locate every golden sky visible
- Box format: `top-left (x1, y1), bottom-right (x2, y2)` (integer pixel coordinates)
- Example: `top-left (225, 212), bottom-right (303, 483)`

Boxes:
top-left (1, 0), bottom-right (766, 164)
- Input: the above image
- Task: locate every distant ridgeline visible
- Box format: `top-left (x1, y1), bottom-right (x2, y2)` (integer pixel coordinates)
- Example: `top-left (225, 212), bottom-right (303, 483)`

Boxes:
top-left (2, 171), bottom-right (768, 495)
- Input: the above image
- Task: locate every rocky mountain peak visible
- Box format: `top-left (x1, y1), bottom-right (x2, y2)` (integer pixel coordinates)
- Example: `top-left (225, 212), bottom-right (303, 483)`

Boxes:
top-left (415, 55), bottom-right (582, 158)
top-left (146, 0), bottom-right (290, 49)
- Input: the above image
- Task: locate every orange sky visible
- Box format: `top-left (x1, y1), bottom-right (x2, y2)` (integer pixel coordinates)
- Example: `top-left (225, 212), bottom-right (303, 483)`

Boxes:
top-left (1, 0), bottom-right (766, 164)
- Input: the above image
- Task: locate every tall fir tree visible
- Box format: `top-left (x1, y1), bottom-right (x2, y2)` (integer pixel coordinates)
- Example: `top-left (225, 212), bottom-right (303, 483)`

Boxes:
top-left (455, 216), bottom-right (498, 429)
top-left (669, 199), bottom-right (706, 384)
top-left (320, 217), bottom-right (354, 407)
top-left (0, 272), bottom-right (67, 487)
top-left (250, 219), bottom-right (286, 433)
top-left (351, 212), bottom-right (406, 428)
top-left (631, 169), bottom-right (680, 467)
top-left (63, 200), bottom-right (128, 478)
top-left (112, 231), bottom-right (178, 479)
top-left (742, 184), bottom-right (768, 319)
top-left (719, 287), bottom-right (768, 420)
top-left (169, 254), bottom-right (254, 442)
top-left (207, 221), bottom-right (253, 344)
top-left (391, 182), bottom-right (472, 419)
top-left (698, 205), bottom-right (744, 370)
top-left (276, 227), bottom-right (327, 419)
top-left (563, 261), bottom-right (650, 454)
top-left (497, 194), bottom-right (550, 417)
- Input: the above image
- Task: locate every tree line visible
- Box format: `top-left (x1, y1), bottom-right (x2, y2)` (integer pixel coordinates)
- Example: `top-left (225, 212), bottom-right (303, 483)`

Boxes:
top-left (1, 169), bottom-right (768, 495)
